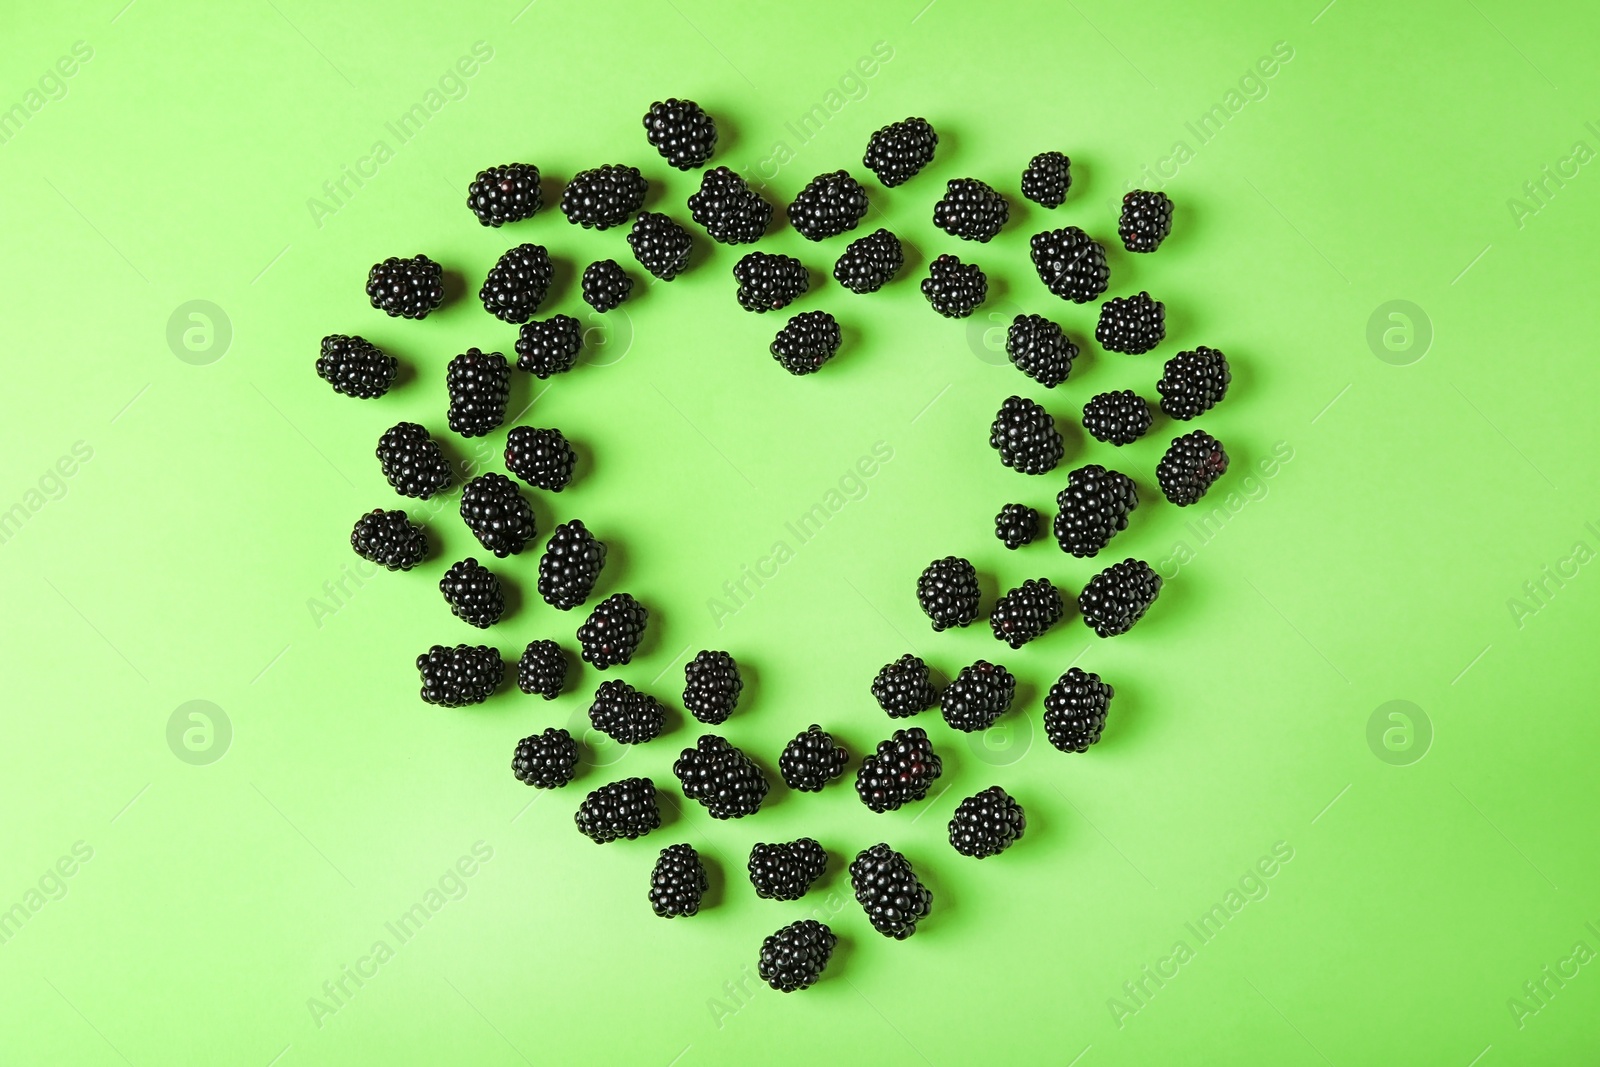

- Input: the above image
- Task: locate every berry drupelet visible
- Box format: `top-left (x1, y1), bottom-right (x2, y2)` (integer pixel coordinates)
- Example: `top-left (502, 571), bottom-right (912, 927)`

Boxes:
top-left (787, 170), bottom-right (868, 241)
top-left (459, 473), bottom-right (536, 557)
top-left (366, 254), bottom-right (444, 319)
top-left (921, 254), bottom-right (987, 318)
top-left (351, 509), bottom-right (428, 571)
top-left (560, 164), bottom-right (647, 230)
top-left (995, 503), bottom-right (1041, 550)
top-left (1119, 189), bottom-right (1173, 253)
top-left (467, 162), bottom-right (542, 226)
top-left (948, 786), bottom-right (1026, 858)
top-left (683, 650), bottom-right (741, 725)
top-left (317, 335), bottom-right (396, 399)
top-left (990, 395), bottom-right (1064, 475)
top-left (855, 727), bottom-right (942, 812)
top-left (673, 735), bottom-right (770, 819)
top-left (940, 660), bottom-right (1016, 732)
top-left (576, 592), bottom-right (648, 668)
top-left (512, 726), bottom-right (578, 787)
top-left (627, 211), bottom-right (693, 281)
top-left (989, 579), bottom-right (1065, 649)
top-left (1157, 430), bottom-right (1229, 506)
top-left (1079, 559), bottom-right (1162, 637)
top-left (376, 422), bottom-right (451, 499)
top-left (687, 166), bottom-right (772, 244)
top-left (446, 349), bottom-right (510, 437)
top-left (588, 679), bottom-right (666, 745)
top-left (916, 555), bottom-right (981, 631)
top-left (871, 654), bottom-right (940, 717)
top-left (850, 844), bottom-right (931, 940)
top-left (650, 844), bottom-right (708, 918)
top-left (748, 838), bottom-right (828, 901)
top-left (1054, 464), bottom-right (1139, 558)
top-left (933, 178), bottom-right (1010, 242)
top-left (538, 520), bottom-right (606, 611)
top-left (1005, 314), bottom-right (1077, 388)
top-left (480, 242), bottom-right (552, 324)
top-left (863, 117), bottom-right (938, 187)
top-left (574, 777), bottom-right (660, 843)
top-left (759, 920), bottom-right (837, 992)
top-left (1158, 346), bottom-right (1231, 420)
top-left (504, 426), bottom-right (576, 492)
top-left (516, 639), bottom-right (569, 699)
top-left (833, 228), bottom-right (904, 294)
top-left (416, 644), bottom-right (503, 707)
top-left (779, 725), bottom-right (848, 792)
top-left (1043, 666), bottom-right (1114, 753)
top-left (1096, 291), bottom-right (1166, 355)
top-left (733, 252), bottom-right (809, 313)
top-left (1030, 227), bottom-right (1108, 303)
top-left (643, 98), bottom-right (717, 170)
top-left (769, 311), bottom-right (840, 375)
top-left (1021, 151), bottom-right (1071, 207)
top-left (439, 558), bottom-right (505, 629)
top-left (581, 259), bottom-right (633, 312)
top-left (1082, 390), bottom-right (1153, 445)
top-left (515, 315), bottom-right (583, 379)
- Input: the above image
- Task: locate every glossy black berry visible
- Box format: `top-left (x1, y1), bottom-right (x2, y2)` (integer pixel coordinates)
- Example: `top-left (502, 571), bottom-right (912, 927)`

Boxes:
top-left (515, 315), bottom-right (583, 379)
top-left (317, 335), bottom-right (396, 399)
top-left (989, 579), bottom-right (1064, 649)
top-left (1054, 464), bottom-right (1138, 558)
top-left (850, 844), bottom-right (931, 940)
top-left (688, 166), bottom-right (771, 244)
top-left (863, 117), bottom-right (937, 187)
top-left (769, 310), bottom-right (840, 375)
top-left (933, 178), bottom-right (1009, 242)
top-left (560, 165), bottom-right (648, 230)
top-left (446, 349), bottom-right (510, 438)
top-left (921, 254), bottom-right (987, 318)
top-left (1082, 391), bottom-right (1153, 445)
top-left (871, 654), bottom-right (939, 717)
top-left (643, 98), bottom-right (717, 170)
top-left (504, 426), bottom-right (575, 492)
top-left (588, 679), bottom-right (665, 744)
top-left (759, 920), bottom-right (837, 992)
top-left (949, 786), bottom-right (1025, 858)
top-left (833, 228), bottom-right (903, 294)
top-left (366, 254), bottom-right (444, 319)
top-left (916, 555), bottom-right (980, 631)
top-left (855, 727), bottom-right (941, 812)
top-left (1079, 559), bottom-right (1162, 637)
top-left (1021, 151), bottom-right (1071, 208)
top-left (576, 592), bottom-right (647, 668)
top-left (459, 473), bottom-right (536, 557)
top-left (940, 660), bottom-right (1016, 732)
top-left (581, 259), bottom-right (633, 312)
top-left (574, 777), bottom-right (660, 843)
top-left (479, 242), bottom-right (552, 324)
top-left (733, 252), bottom-right (809, 312)
top-left (1005, 314), bottom-right (1076, 388)
top-left (1030, 227), bottom-right (1108, 303)
top-left (1043, 667), bottom-right (1114, 752)
top-left (468, 163), bottom-right (542, 226)
top-left (376, 422), bottom-right (450, 499)
top-left (351, 509), bottom-right (427, 571)
top-left (990, 395), bottom-right (1063, 475)
top-left (1096, 291), bottom-right (1166, 354)
top-left (1157, 430), bottom-right (1229, 506)
top-left (1119, 190), bottom-right (1173, 253)
top-left (683, 650), bottom-right (741, 725)
top-left (1158, 346), bottom-right (1230, 420)
top-left (538, 520), bottom-right (606, 611)
top-left (628, 211), bottom-right (693, 281)
top-left (512, 726), bottom-right (577, 786)
top-left (650, 843), bottom-right (708, 918)
top-left (416, 643), bottom-right (503, 707)
top-left (749, 839), bottom-right (827, 901)
top-left (439, 558), bottom-right (504, 628)
top-left (673, 735), bottom-right (769, 819)
top-left (787, 170), bottom-right (868, 241)
top-left (995, 504), bottom-right (1040, 550)
top-left (779, 725), bottom-right (848, 792)
top-left (516, 639), bottom-right (569, 700)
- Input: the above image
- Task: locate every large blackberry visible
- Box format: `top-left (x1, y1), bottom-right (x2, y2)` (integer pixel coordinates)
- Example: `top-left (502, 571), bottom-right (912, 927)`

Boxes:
top-left (317, 335), bottom-right (396, 399)
top-left (504, 426), bottom-right (576, 492)
top-left (933, 178), bottom-right (1010, 242)
top-left (560, 164), bottom-right (647, 230)
top-left (1079, 559), bottom-right (1162, 637)
top-left (759, 920), bottom-right (837, 993)
top-left (439, 558), bottom-right (505, 629)
top-left (1021, 151), bottom-right (1071, 208)
top-left (989, 579), bottom-right (1065, 649)
top-left (850, 844), bottom-right (931, 940)
top-left (538, 520), bottom-right (606, 610)
top-left (787, 170), bottom-right (868, 241)
top-left (940, 660), bottom-right (1016, 732)
top-left (948, 786), bottom-right (1026, 858)
top-left (446, 349), bottom-right (510, 438)
top-left (863, 117), bottom-right (937, 187)
top-left (515, 315), bottom-right (583, 379)
top-left (588, 679), bottom-right (665, 745)
top-left (855, 727), bottom-right (941, 812)
top-left (650, 844), bottom-right (708, 918)
top-left (921, 254), bottom-right (987, 318)
top-left (733, 252), bottom-right (809, 313)
top-left (688, 166), bottom-right (771, 244)
top-left (990, 395), bottom-right (1063, 475)
top-left (1030, 227), bottom-right (1108, 303)
top-left (673, 735), bottom-right (770, 819)
top-left (779, 725), bottom-right (848, 792)
top-left (376, 422), bottom-right (450, 499)
top-left (749, 839), bottom-right (828, 901)
top-left (459, 473), bottom-right (536, 557)
top-left (479, 242), bottom-right (552, 324)
top-left (995, 503), bottom-right (1040, 550)
top-left (1005, 314), bottom-right (1076, 388)
top-left (1043, 667), bottom-right (1114, 752)
top-left (351, 509), bottom-right (428, 571)
top-left (516, 639), bottom-right (569, 699)
top-left (366, 254), bottom-right (444, 319)
top-left (769, 311), bottom-right (840, 375)
top-left (683, 650), bottom-right (741, 724)
top-left (512, 726), bottom-right (578, 787)
top-left (833, 228), bottom-right (903, 294)
top-left (416, 644), bottom-right (503, 707)
top-left (467, 162), bottom-right (542, 226)
top-left (1119, 189), bottom-right (1173, 253)
top-left (576, 592), bottom-right (647, 668)
top-left (574, 777), bottom-right (660, 843)
top-left (627, 211), bottom-right (693, 281)
top-left (643, 98), bottom-right (717, 170)
top-left (581, 259), bottom-right (633, 312)
top-left (871, 654), bottom-right (939, 717)
top-left (1158, 346), bottom-right (1230, 420)
top-left (1082, 391), bottom-right (1153, 445)
top-left (916, 555), bottom-right (980, 631)
top-left (1157, 430), bottom-right (1229, 506)
top-left (1054, 464), bottom-right (1138, 558)
top-left (1096, 292), bottom-right (1166, 354)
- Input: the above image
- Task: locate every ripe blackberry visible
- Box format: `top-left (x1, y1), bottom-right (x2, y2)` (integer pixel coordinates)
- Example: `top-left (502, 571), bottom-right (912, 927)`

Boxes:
top-left (769, 311), bottom-right (840, 375)
top-left (916, 555), bottom-right (980, 631)
top-left (479, 242), bottom-right (552, 324)
top-left (1079, 559), bottom-right (1162, 637)
top-left (650, 844), bottom-right (708, 918)
top-left (366, 254), bottom-right (444, 319)
top-left (581, 259), bottom-right (633, 312)
top-left (920, 254), bottom-right (987, 318)
top-left (863, 117), bottom-right (937, 187)
top-left (1021, 151), bottom-right (1071, 208)
top-left (1030, 227), bottom-right (1108, 303)
top-left (538, 520), bottom-right (606, 611)
top-left (516, 639), bottom-right (569, 699)
top-left (416, 643), bottom-right (503, 707)
top-left (940, 660), bottom-right (1016, 732)
top-left (855, 727), bottom-right (941, 812)
top-left (673, 735), bottom-right (770, 819)
top-left (515, 315), bottom-right (583, 379)
top-left (850, 844), bottom-right (931, 940)
top-left (576, 592), bottom-right (647, 668)
top-left (787, 170), bottom-right (868, 241)
top-left (1005, 314), bottom-right (1076, 388)
top-left (1119, 190), bottom-right (1173, 253)
top-left (872, 654), bottom-right (939, 717)
top-left (1054, 464), bottom-right (1138, 558)
top-left (588, 679), bottom-right (665, 745)
top-left (779, 725), bottom-right (848, 792)
top-left (1043, 667), bottom-right (1114, 753)
top-left (439, 558), bottom-right (505, 629)
top-left (643, 98), bottom-right (717, 170)
top-left (376, 422), bottom-right (450, 499)
top-left (1157, 430), bottom-right (1229, 506)
top-left (833, 228), bottom-right (903, 294)
top-left (317, 334), bottom-right (396, 399)
top-left (733, 252), bottom-right (809, 313)
top-left (446, 349), bottom-right (509, 438)
top-left (574, 777), bottom-right (660, 843)
top-left (688, 166), bottom-right (771, 244)
top-left (949, 786), bottom-right (1026, 858)
top-left (995, 504), bottom-right (1040, 550)
top-left (990, 395), bottom-right (1063, 475)
top-left (759, 920), bottom-right (837, 993)
top-left (459, 473), bottom-right (536, 557)
top-left (512, 726), bottom-right (578, 787)
top-left (749, 839), bottom-right (828, 901)
top-left (684, 650), bottom-right (741, 724)
top-left (1096, 291), bottom-right (1166, 355)
top-left (468, 163), bottom-right (542, 226)
top-left (1082, 391), bottom-right (1153, 445)
top-left (560, 164), bottom-right (647, 230)
top-left (627, 211), bottom-right (693, 281)
top-left (504, 426), bottom-right (575, 492)
top-left (989, 579), bottom-right (1065, 649)
top-left (933, 178), bottom-right (1010, 242)
top-left (351, 509), bottom-right (427, 571)
top-left (1158, 346), bottom-right (1230, 420)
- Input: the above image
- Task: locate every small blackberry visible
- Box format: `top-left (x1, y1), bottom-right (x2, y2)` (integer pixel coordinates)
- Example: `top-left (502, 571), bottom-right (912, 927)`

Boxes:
top-left (576, 592), bottom-right (647, 668)
top-left (855, 727), bottom-right (941, 812)
top-left (1157, 430), bottom-right (1229, 506)
top-left (787, 170), bottom-right (868, 241)
top-left (990, 395), bottom-right (1064, 475)
top-left (628, 211), bottom-right (693, 281)
top-left (588, 679), bottom-right (665, 745)
top-left (1043, 666), bottom-right (1114, 753)
top-left (650, 844), bottom-right (708, 918)
top-left (446, 349), bottom-right (510, 438)
top-left (1054, 464), bottom-right (1138, 558)
top-left (416, 643), bottom-right (503, 707)
top-left (948, 786), bottom-right (1026, 858)
top-left (989, 579), bottom-right (1065, 649)
top-left (749, 839), bottom-right (828, 901)
top-left (504, 426), bottom-right (576, 492)
top-left (515, 315), bottom-right (584, 379)
top-left (673, 735), bottom-right (770, 819)
top-left (317, 335), bottom-right (396, 399)
top-left (733, 252), bottom-right (809, 313)
top-left (769, 311), bottom-right (840, 375)
top-left (995, 504), bottom-right (1040, 550)
top-left (1005, 314), bottom-right (1076, 388)
top-left (871, 654), bottom-right (939, 718)
top-left (863, 117), bottom-right (937, 187)
top-left (1030, 227), bottom-right (1108, 303)
top-left (1158, 346), bottom-right (1230, 420)
top-left (581, 259), bottom-right (633, 312)
top-left (933, 178), bottom-right (1010, 242)
top-left (1119, 190), bottom-right (1173, 253)
top-left (850, 844), bottom-right (931, 940)
top-left (687, 166), bottom-right (771, 244)
top-left (351, 509), bottom-right (427, 571)
top-left (1021, 151), bottom-right (1071, 208)
top-left (759, 920), bottom-right (837, 993)
top-left (940, 660), bottom-right (1016, 732)
top-left (683, 650), bottom-right (742, 725)
top-left (916, 556), bottom-right (981, 631)
top-left (479, 242), bottom-right (552, 324)
top-left (833, 228), bottom-right (903, 294)
top-left (538, 520), bottom-right (607, 611)
top-left (1082, 391), bottom-right (1153, 445)
top-left (1095, 291), bottom-right (1166, 355)
top-left (459, 473), bottom-right (536, 557)
top-left (366, 254), bottom-right (444, 319)
top-left (439, 558), bottom-right (505, 629)
top-left (376, 422), bottom-right (451, 499)
top-left (643, 98), bottom-right (717, 170)
top-left (1079, 559), bottom-right (1162, 638)
top-left (512, 726), bottom-right (578, 787)
top-left (516, 639), bottom-right (569, 699)
top-left (467, 163), bottom-right (542, 226)
top-left (574, 777), bottom-right (660, 843)
top-left (560, 164), bottom-right (647, 230)
top-left (921, 254), bottom-right (987, 318)
top-left (779, 725), bottom-right (848, 792)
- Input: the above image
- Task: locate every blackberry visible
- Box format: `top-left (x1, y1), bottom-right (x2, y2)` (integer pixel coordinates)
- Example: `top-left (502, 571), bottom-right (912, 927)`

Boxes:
top-left (588, 679), bottom-right (665, 745)
top-left (1082, 391), bottom-right (1153, 445)
top-left (850, 844), bottom-right (931, 940)
top-left (515, 315), bottom-right (583, 379)
top-left (627, 211), bottom-right (693, 281)
top-left (933, 178), bottom-right (1010, 242)
top-left (1079, 559), bottom-right (1162, 637)
top-left (673, 735), bottom-right (770, 819)
top-left (1021, 151), bottom-right (1071, 208)
top-left (948, 786), bottom-right (1026, 858)
top-left (759, 920), bottom-right (837, 993)
top-left (833, 228), bottom-right (903, 294)
top-left (917, 556), bottom-right (980, 631)
top-left (990, 395), bottom-right (1063, 475)
top-left (995, 503), bottom-right (1040, 550)
top-left (512, 726), bottom-right (578, 787)
top-left (560, 164), bottom-right (647, 230)
top-left (576, 592), bottom-right (647, 668)
top-left (439, 558), bottom-right (505, 628)
top-left (1119, 189), bottom-right (1173, 253)
top-left (1095, 291), bottom-right (1166, 355)
top-left (479, 242), bottom-right (552, 324)
top-left (779, 725), bottom-right (848, 792)
top-left (446, 349), bottom-right (510, 438)
top-left (643, 98), bottom-right (717, 170)
top-left (467, 163), bottom-right (542, 227)
top-left (863, 117), bottom-right (937, 187)
top-left (574, 777), bottom-right (660, 843)
top-left (1157, 346), bottom-right (1230, 420)
top-left (581, 259), bottom-right (633, 312)
top-left (416, 643), bottom-right (503, 707)
top-left (1005, 314), bottom-right (1076, 388)
top-left (787, 170), bottom-right (868, 241)
top-left (855, 727), bottom-right (941, 813)
top-left (769, 311), bottom-right (840, 375)
top-left (516, 639), bottom-right (569, 699)
top-left (366, 254), bottom-right (444, 319)
top-left (650, 844), bottom-right (708, 918)
top-left (504, 426), bottom-right (576, 492)
top-left (687, 166), bottom-right (771, 244)
top-left (1043, 666), bottom-right (1114, 753)
top-left (1054, 464), bottom-right (1138, 558)
top-left (683, 650), bottom-right (741, 725)
top-left (317, 335), bottom-right (396, 399)
top-left (940, 660), bottom-right (1016, 732)
top-left (1157, 430), bottom-right (1229, 506)
top-left (459, 473), bottom-right (536, 557)
top-left (920, 254), bottom-right (987, 318)
top-left (732, 252), bottom-right (809, 313)
top-left (538, 520), bottom-right (607, 610)
top-left (989, 579), bottom-right (1065, 649)
top-left (871, 654), bottom-right (939, 718)
top-left (376, 422), bottom-right (450, 499)
top-left (749, 839), bottom-right (828, 900)
top-left (351, 509), bottom-right (428, 571)
top-left (1030, 227), bottom-right (1108, 304)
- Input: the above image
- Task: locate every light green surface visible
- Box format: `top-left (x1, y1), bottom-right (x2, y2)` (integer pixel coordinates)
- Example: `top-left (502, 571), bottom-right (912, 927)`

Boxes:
top-left (3, 0), bottom-right (1599, 1063)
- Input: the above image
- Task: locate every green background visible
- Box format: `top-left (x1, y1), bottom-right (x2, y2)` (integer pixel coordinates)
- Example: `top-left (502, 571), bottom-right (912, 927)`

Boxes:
top-left (3, 0), bottom-right (1597, 1062)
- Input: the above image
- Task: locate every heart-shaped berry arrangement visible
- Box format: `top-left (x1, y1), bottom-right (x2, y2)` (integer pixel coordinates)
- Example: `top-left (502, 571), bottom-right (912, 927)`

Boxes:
top-left (317, 101), bottom-right (1232, 994)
